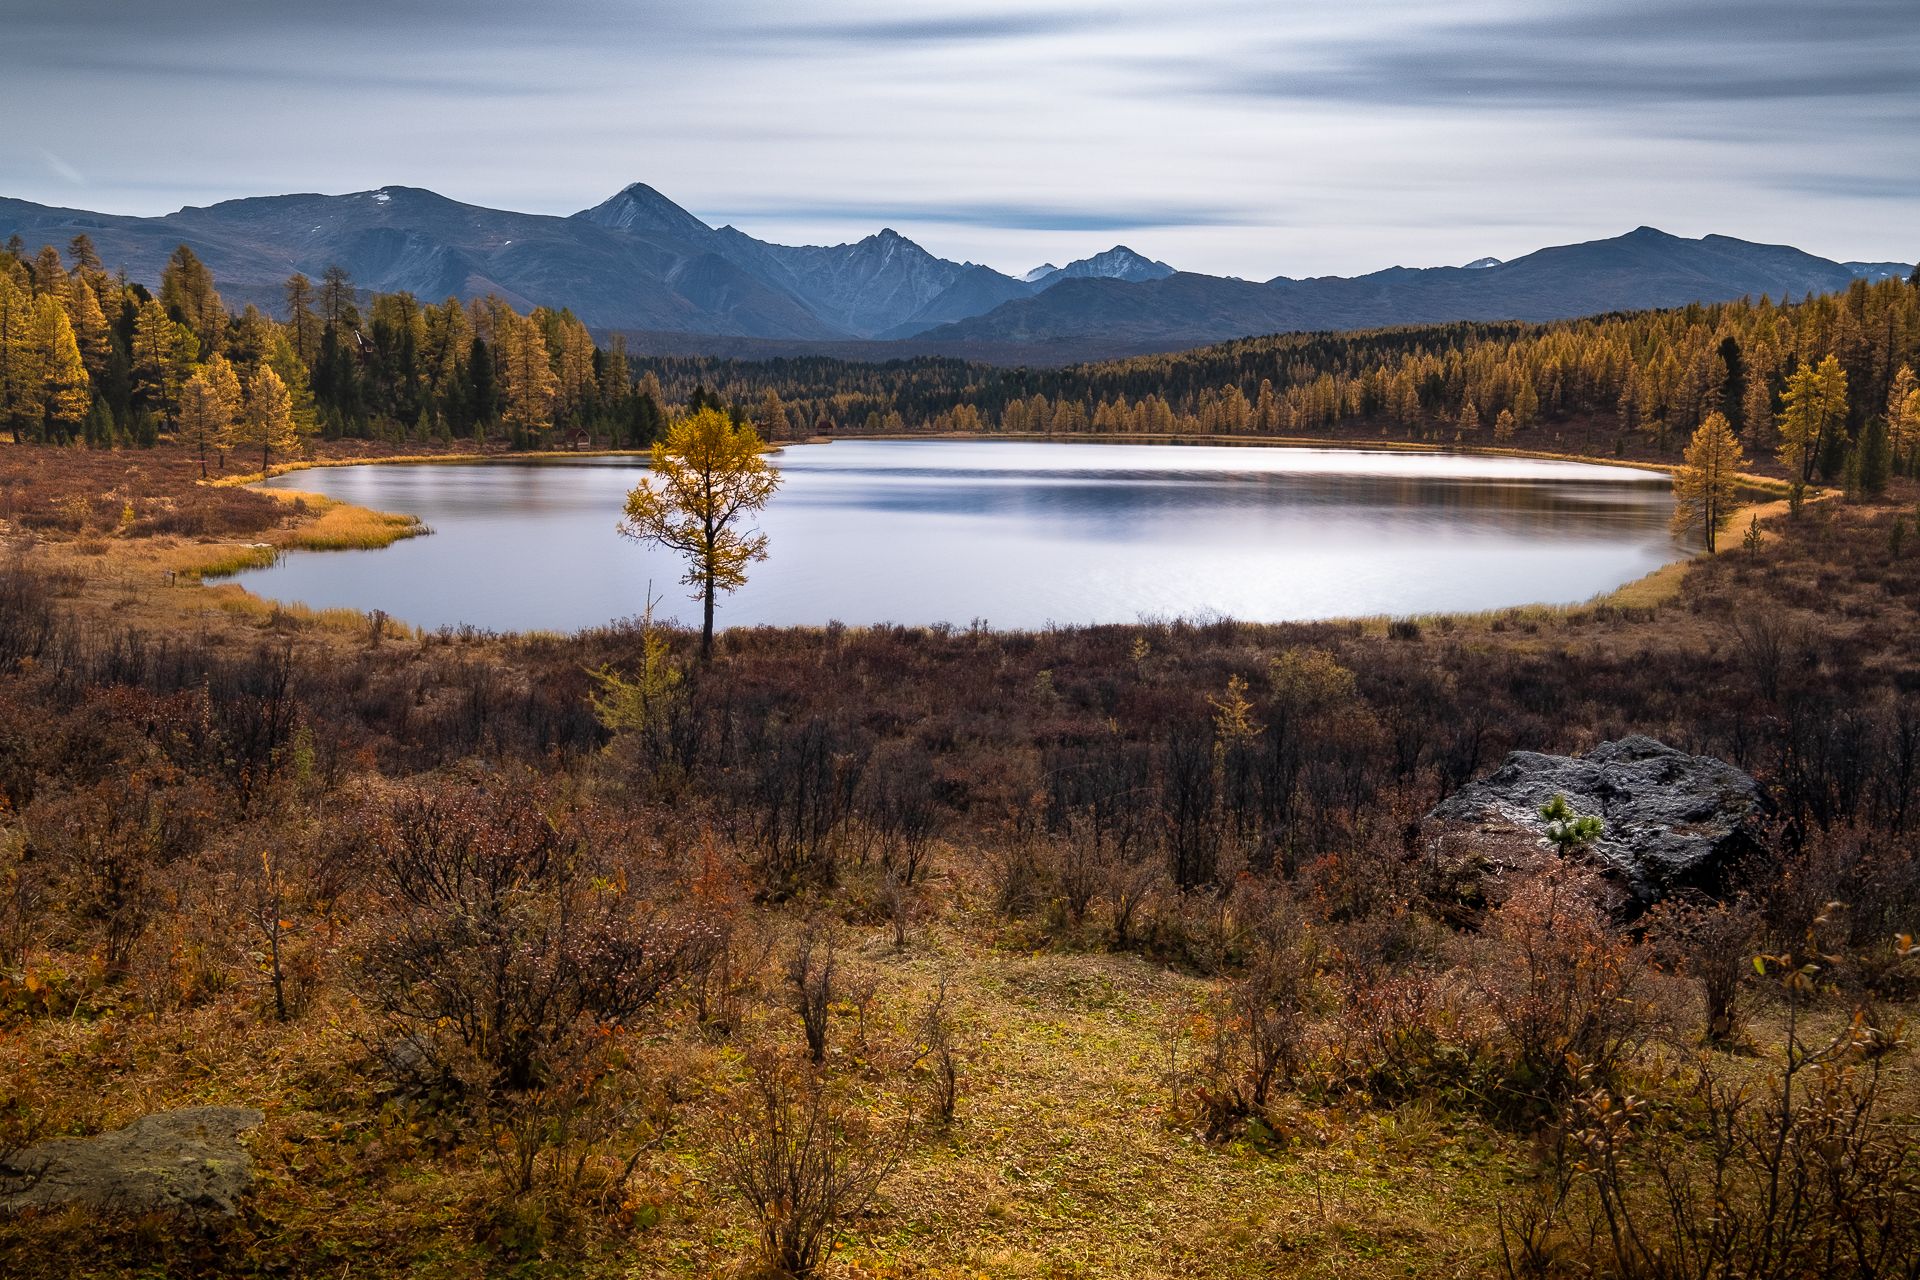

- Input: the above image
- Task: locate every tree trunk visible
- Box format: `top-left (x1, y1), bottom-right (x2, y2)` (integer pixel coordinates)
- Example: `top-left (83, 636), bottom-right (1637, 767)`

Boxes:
top-left (701, 572), bottom-right (715, 662)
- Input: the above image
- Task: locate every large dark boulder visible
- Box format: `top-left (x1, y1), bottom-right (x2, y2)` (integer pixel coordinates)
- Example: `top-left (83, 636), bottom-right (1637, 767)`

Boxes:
top-left (1, 1106), bottom-right (264, 1218)
top-left (1429, 734), bottom-right (1766, 910)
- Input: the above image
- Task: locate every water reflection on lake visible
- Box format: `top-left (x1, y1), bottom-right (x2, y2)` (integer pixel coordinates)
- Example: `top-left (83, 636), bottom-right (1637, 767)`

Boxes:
top-left (240, 440), bottom-right (1688, 633)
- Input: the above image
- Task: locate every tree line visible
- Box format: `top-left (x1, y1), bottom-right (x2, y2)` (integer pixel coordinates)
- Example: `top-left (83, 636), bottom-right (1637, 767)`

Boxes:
top-left (0, 236), bottom-right (670, 459)
top-left (6, 232), bottom-right (1916, 485)
top-left (633, 277), bottom-right (1920, 477)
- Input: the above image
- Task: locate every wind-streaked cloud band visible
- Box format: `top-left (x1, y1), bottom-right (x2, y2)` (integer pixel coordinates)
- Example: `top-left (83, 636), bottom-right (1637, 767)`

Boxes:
top-left (0, 0), bottom-right (1912, 278)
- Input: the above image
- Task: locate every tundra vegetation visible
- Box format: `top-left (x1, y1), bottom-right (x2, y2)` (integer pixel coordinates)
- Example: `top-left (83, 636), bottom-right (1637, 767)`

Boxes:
top-left (0, 241), bottom-right (1916, 1277)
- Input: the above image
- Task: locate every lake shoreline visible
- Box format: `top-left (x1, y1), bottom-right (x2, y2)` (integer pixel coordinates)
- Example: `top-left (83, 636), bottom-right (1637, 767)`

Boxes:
top-left (231, 439), bottom-right (1707, 637)
top-left (218, 429), bottom-right (1794, 494)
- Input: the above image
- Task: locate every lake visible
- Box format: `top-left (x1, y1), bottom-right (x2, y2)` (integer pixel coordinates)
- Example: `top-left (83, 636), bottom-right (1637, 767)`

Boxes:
top-left (240, 440), bottom-right (1688, 633)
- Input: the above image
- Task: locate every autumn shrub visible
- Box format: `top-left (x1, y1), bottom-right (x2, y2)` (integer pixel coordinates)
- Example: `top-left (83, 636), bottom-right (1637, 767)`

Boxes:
top-left (0, 815), bottom-right (37, 973)
top-left (1303, 808), bottom-right (1437, 984)
top-left (1167, 895), bottom-right (1322, 1140)
top-left (229, 836), bottom-right (338, 1022)
top-left (854, 741), bottom-right (938, 885)
top-left (784, 921), bottom-right (837, 1065)
top-left (1502, 952), bottom-right (1920, 1280)
top-left (740, 717), bottom-right (866, 898)
top-left (1755, 826), bottom-right (1920, 996)
top-left (913, 978), bottom-right (963, 1127)
top-left (1144, 872), bottom-right (1297, 974)
top-left (1329, 970), bottom-right (1480, 1100)
top-left (353, 776), bottom-right (717, 1194)
top-left (357, 777), bottom-right (715, 1089)
top-left (1099, 845), bottom-right (1164, 950)
top-left (871, 864), bottom-right (923, 949)
top-left (1644, 892), bottom-right (1760, 1045)
top-left (31, 767), bottom-right (213, 982)
top-left (712, 1053), bottom-right (905, 1279)
top-left (0, 563), bottom-right (56, 670)
top-left (1477, 872), bottom-right (1653, 1112)
top-left (693, 919), bottom-right (770, 1040)
top-left (1045, 816), bottom-right (1106, 930)
top-left (685, 858), bottom-right (770, 1039)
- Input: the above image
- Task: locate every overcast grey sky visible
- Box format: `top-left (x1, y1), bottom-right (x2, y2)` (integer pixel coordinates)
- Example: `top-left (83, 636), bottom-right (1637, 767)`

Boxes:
top-left (2, 0), bottom-right (1914, 278)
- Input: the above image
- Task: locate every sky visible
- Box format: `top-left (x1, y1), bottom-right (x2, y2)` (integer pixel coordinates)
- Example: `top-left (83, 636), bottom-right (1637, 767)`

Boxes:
top-left (1, 0), bottom-right (1915, 279)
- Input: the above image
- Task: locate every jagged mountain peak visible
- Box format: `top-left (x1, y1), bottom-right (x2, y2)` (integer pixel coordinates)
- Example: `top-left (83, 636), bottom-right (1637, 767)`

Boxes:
top-left (573, 182), bottom-right (714, 240)
top-left (1022, 263), bottom-right (1060, 283)
top-left (851, 227), bottom-right (937, 258)
top-left (1030, 245), bottom-right (1177, 287)
top-left (1463, 256), bottom-right (1502, 269)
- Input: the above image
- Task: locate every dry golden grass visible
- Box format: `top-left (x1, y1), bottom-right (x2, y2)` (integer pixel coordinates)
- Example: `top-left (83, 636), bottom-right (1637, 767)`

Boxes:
top-left (197, 582), bottom-right (420, 637)
top-left (7, 854), bottom-right (1900, 1280)
top-left (257, 489), bottom-right (426, 554)
top-left (0, 866), bottom-right (1524, 1280)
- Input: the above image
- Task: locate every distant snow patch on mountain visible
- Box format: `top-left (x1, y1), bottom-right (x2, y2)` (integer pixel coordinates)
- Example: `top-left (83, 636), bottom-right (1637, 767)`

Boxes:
top-left (1845, 260), bottom-right (1914, 282)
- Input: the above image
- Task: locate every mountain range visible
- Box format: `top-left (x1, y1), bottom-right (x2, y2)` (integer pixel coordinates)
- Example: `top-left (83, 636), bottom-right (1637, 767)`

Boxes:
top-left (1, 182), bottom-right (1908, 364)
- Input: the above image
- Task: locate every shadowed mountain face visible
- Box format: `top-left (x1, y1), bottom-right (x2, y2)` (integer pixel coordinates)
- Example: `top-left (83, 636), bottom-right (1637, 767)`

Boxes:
top-left (1, 184), bottom-right (1907, 363)
top-left (572, 184), bottom-right (1027, 338)
top-left (917, 228), bottom-right (1914, 353)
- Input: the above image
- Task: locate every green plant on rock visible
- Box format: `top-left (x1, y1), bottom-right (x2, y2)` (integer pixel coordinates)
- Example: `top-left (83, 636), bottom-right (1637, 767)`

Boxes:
top-left (1539, 794), bottom-right (1603, 853)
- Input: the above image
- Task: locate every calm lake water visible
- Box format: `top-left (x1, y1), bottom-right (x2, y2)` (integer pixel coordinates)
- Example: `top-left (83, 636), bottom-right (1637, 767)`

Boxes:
top-left (240, 440), bottom-right (1687, 633)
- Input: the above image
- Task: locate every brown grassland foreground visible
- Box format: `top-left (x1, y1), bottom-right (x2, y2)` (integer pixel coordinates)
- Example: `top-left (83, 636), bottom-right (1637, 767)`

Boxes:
top-left (1, 440), bottom-right (1919, 1279)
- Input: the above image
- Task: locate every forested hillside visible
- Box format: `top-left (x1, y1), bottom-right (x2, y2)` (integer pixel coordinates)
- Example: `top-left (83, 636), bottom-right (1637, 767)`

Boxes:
top-left (637, 277), bottom-right (1920, 481)
top-left (0, 236), bottom-right (665, 457)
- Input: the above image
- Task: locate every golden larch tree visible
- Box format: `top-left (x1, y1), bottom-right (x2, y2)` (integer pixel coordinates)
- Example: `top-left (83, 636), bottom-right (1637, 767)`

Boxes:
top-left (1887, 364), bottom-right (1917, 457)
top-left (130, 298), bottom-right (187, 421)
top-left (1741, 354), bottom-right (1776, 448)
top-left (178, 353), bottom-right (242, 476)
top-left (1672, 410), bottom-right (1746, 553)
top-left (283, 273), bottom-right (320, 365)
top-left (618, 407), bottom-right (782, 661)
top-left (63, 276), bottom-right (113, 382)
top-left (0, 271), bottom-right (41, 441)
top-left (498, 313), bottom-right (557, 441)
top-left (160, 244), bottom-right (225, 355)
top-left (1775, 356), bottom-right (1849, 484)
top-left (542, 309), bottom-right (596, 429)
top-left (236, 364), bottom-right (298, 472)
top-left (755, 387), bottom-right (791, 441)
top-left (33, 295), bottom-right (90, 436)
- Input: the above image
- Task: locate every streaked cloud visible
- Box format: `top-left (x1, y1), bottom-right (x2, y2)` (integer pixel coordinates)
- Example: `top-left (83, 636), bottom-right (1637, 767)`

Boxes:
top-left (719, 199), bottom-right (1258, 234)
top-left (0, 0), bottom-right (1912, 278)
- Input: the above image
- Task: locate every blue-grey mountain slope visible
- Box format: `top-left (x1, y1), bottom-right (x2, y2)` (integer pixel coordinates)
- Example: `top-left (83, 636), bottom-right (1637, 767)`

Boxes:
top-left (2, 185), bottom-right (1907, 362)
top-left (917, 227), bottom-right (1913, 353)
